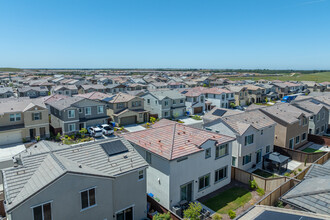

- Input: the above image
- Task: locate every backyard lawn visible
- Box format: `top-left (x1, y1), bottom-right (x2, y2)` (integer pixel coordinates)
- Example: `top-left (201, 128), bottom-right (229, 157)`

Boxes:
top-left (302, 147), bottom-right (323, 153)
top-left (203, 187), bottom-right (252, 214)
top-left (252, 169), bottom-right (278, 178)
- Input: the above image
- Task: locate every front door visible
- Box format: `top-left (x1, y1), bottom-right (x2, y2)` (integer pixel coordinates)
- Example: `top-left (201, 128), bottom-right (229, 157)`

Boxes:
top-left (40, 127), bottom-right (46, 138)
top-left (116, 207), bottom-right (133, 220)
top-left (180, 182), bottom-right (193, 202)
top-left (79, 123), bottom-right (84, 130)
top-left (256, 149), bottom-right (262, 164)
top-left (29, 128), bottom-right (36, 140)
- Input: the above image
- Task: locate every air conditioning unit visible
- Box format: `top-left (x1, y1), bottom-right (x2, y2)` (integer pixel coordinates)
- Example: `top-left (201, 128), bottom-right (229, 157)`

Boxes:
top-left (172, 206), bottom-right (182, 216)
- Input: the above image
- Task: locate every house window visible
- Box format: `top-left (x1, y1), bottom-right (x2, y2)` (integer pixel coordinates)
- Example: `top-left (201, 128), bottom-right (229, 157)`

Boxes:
top-left (302, 133), bottom-right (306, 141)
top-left (146, 151), bottom-right (152, 164)
top-left (317, 113), bottom-right (320, 121)
top-left (316, 128), bottom-right (319, 134)
top-left (215, 166), bottom-right (227, 183)
top-left (79, 108), bottom-right (83, 113)
top-left (132, 101), bottom-right (141, 107)
top-left (321, 125), bottom-right (325, 132)
top-left (116, 207), bottom-right (133, 220)
top-left (193, 97), bottom-right (197, 102)
top-left (243, 154), bottom-right (252, 165)
top-left (117, 103), bottom-right (124, 109)
top-left (261, 130), bottom-right (263, 135)
top-left (32, 112), bottom-right (42, 121)
top-left (266, 145), bottom-right (270, 153)
top-left (244, 134), bottom-right (254, 146)
top-left (289, 138), bottom-right (294, 149)
top-left (138, 170), bottom-right (144, 180)
top-left (164, 100), bottom-right (169, 106)
top-left (232, 157), bottom-right (236, 166)
top-left (81, 188), bottom-right (96, 210)
top-left (68, 110), bottom-right (75, 118)
top-left (180, 182), bottom-right (193, 202)
top-left (147, 99), bottom-right (150, 104)
top-left (180, 99), bottom-right (184, 103)
top-left (173, 100), bottom-right (176, 105)
top-left (200, 96), bottom-right (204, 102)
top-left (164, 111), bottom-right (169, 117)
top-left (97, 106), bottom-right (104, 114)
top-left (85, 107), bottom-right (91, 115)
top-left (295, 136), bottom-right (300, 144)
top-left (10, 113), bottom-right (21, 121)
top-left (205, 148), bottom-right (211, 159)
top-left (139, 113), bottom-right (143, 118)
top-left (322, 112), bottom-right (325, 119)
top-left (68, 123), bottom-right (76, 132)
top-left (198, 174), bottom-right (210, 190)
top-left (215, 143), bottom-right (228, 159)
top-left (32, 202), bottom-right (52, 220)
top-left (303, 117), bottom-right (308, 126)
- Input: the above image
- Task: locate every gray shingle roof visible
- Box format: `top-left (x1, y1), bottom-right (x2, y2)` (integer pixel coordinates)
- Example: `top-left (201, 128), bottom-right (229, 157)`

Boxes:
top-left (145, 89), bottom-right (185, 100)
top-left (2, 138), bottom-right (147, 212)
top-left (45, 96), bottom-right (85, 110)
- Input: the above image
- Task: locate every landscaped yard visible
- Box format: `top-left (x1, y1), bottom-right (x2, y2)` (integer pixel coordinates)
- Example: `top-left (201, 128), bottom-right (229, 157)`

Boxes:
top-left (302, 147), bottom-right (323, 153)
top-left (252, 169), bottom-right (278, 178)
top-left (203, 187), bottom-right (252, 214)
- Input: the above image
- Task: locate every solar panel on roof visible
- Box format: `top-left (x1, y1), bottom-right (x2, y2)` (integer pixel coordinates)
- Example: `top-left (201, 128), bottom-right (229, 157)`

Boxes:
top-left (181, 91), bottom-right (188, 94)
top-left (101, 140), bottom-right (128, 156)
top-left (212, 109), bottom-right (227, 116)
top-left (103, 96), bottom-right (114, 102)
top-left (310, 99), bottom-right (321, 105)
top-left (255, 210), bottom-right (322, 220)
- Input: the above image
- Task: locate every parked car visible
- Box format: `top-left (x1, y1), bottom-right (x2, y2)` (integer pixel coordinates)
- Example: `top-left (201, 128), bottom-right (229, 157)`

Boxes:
top-left (97, 124), bottom-right (114, 136)
top-left (87, 126), bottom-right (103, 137)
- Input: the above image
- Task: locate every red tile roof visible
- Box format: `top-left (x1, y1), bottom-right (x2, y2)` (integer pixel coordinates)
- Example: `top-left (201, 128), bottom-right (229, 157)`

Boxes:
top-left (122, 119), bottom-right (235, 160)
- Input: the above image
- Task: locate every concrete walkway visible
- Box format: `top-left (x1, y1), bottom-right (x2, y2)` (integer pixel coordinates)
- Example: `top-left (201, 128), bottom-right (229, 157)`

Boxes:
top-left (124, 124), bottom-right (146, 132)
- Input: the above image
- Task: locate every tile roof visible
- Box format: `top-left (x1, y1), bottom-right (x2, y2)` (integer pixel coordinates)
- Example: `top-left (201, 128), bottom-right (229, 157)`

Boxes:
top-left (75, 91), bottom-right (111, 100)
top-left (122, 119), bottom-right (235, 160)
top-left (2, 138), bottom-right (147, 212)
top-left (45, 96), bottom-right (85, 110)
top-left (0, 98), bottom-right (47, 115)
top-left (108, 92), bottom-right (138, 103)
top-left (146, 90), bottom-right (185, 100)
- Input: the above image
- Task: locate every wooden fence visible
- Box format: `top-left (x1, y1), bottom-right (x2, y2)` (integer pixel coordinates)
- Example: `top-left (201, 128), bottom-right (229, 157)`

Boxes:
top-left (256, 178), bottom-right (300, 206)
top-left (308, 134), bottom-right (330, 146)
top-left (231, 167), bottom-right (288, 192)
top-left (0, 192), bottom-right (5, 218)
top-left (274, 145), bottom-right (326, 163)
top-left (147, 195), bottom-right (181, 220)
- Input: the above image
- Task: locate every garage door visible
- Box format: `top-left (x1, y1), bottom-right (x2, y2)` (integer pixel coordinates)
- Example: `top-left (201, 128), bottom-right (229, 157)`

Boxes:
top-left (120, 116), bottom-right (136, 125)
top-left (0, 130), bottom-right (22, 145)
top-left (194, 107), bottom-right (203, 114)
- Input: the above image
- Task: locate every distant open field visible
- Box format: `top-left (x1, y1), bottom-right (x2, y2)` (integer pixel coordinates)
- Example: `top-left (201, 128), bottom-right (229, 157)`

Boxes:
top-left (0, 67), bottom-right (22, 72)
top-left (229, 72), bottom-right (330, 82)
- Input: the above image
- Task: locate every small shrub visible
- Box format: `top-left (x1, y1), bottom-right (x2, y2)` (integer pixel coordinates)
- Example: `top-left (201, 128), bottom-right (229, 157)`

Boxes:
top-left (146, 122), bottom-right (150, 127)
top-left (55, 133), bottom-right (61, 141)
top-left (183, 202), bottom-right (202, 220)
top-left (249, 179), bottom-right (258, 190)
top-left (120, 126), bottom-right (124, 131)
top-left (284, 172), bottom-right (290, 177)
top-left (212, 214), bottom-right (222, 220)
top-left (178, 120), bottom-right (184, 123)
top-left (275, 200), bottom-right (284, 208)
top-left (298, 168), bottom-right (302, 172)
top-left (256, 187), bottom-right (265, 196)
top-left (114, 127), bottom-right (118, 131)
top-left (153, 212), bottom-right (172, 220)
top-left (228, 210), bottom-right (236, 219)
top-left (22, 138), bottom-right (27, 143)
top-left (64, 135), bottom-right (68, 139)
top-left (35, 136), bottom-right (40, 142)
top-left (150, 117), bottom-right (156, 124)
top-left (70, 135), bottom-right (75, 140)
top-left (293, 170), bottom-right (297, 175)
top-left (192, 115), bottom-right (202, 120)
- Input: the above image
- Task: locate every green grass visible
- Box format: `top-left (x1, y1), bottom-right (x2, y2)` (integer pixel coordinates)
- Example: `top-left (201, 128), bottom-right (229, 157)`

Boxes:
top-left (252, 169), bottom-right (278, 178)
top-left (0, 67), bottom-right (22, 72)
top-left (204, 187), bottom-right (252, 214)
top-left (302, 147), bottom-right (323, 153)
top-left (229, 72), bottom-right (330, 83)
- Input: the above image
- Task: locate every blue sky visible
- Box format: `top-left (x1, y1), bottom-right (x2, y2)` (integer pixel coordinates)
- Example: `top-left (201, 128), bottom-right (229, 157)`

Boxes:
top-left (1, 0), bottom-right (330, 69)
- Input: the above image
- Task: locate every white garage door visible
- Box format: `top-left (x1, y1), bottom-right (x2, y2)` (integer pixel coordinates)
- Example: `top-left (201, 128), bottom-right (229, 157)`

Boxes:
top-left (0, 130), bottom-right (22, 145)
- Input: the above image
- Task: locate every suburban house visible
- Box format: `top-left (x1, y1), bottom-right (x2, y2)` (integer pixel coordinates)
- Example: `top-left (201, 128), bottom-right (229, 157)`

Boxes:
top-left (204, 109), bottom-right (276, 170)
top-left (1, 138), bottom-right (148, 220)
top-left (0, 86), bottom-right (14, 98)
top-left (258, 103), bottom-right (312, 149)
top-left (224, 86), bottom-right (249, 106)
top-left (301, 81), bottom-right (326, 92)
top-left (271, 82), bottom-right (289, 99)
top-left (203, 107), bottom-right (241, 123)
top-left (78, 84), bottom-right (107, 94)
top-left (0, 98), bottom-right (50, 145)
top-left (17, 86), bottom-right (49, 98)
top-left (292, 99), bottom-right (329, 135)
top-left (148, 82), bottom-right (168, 90)
top-left (281, 159), bottom-right (330, 216)
top-left (204, 87), bottom-right (235, 108)
top-left (122, 119), bottom-right (235, 211)
top-left (106, 92), bottom-right (149, 125)
top-left (141, 90), bottom-right (186, 118)
top-left (244, 84), bottom-right (266, 103)
top-left (180, 89), bottom-right (206, 114)
top-left (106, 84), bottom-right (127, 94)
top-left (257, 84), bottom-right (278, 100)
top-left (52, 85), bottom-right (78, 96)
top-left (46, 96), bottom-right (108, 134)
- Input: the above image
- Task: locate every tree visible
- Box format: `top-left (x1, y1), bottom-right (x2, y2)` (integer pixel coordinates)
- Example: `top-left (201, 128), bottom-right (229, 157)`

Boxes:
top-left (183, 202), bottom-right (202, 220)
top-left (150, 116), bottom-right (156, 124)
top-left (153, 212), bottom-right (172, 220)
top-left (79, 128), bottom-right (88, 138)
top-left (229, 102), bottom-right (236, 109)
top-left (55, 132), bottom-right (61, 141)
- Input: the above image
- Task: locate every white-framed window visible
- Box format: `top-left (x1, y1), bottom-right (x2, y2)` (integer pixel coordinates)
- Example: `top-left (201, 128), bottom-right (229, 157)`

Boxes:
top-left (79, 108), bottom-right (83, 113)
top-left (180, 99), bottom-right (184, 103)
top-left (117, 103), bottom-right (124, 109)
top-left (302, 133), bottom-right (307, 141)
top-left (295, 136), bottom-right (300, 144)
top-left (68, 109), bottom-right (75, 118)
top-left (10, 113), bottom-right (21, 121)
top-left (198, 173), bottom-right (210, 191)
top-left (215, 143), bottom-right (228, 159)
top-left (68, 123), bottom-right (76, 132)
top-left (138, 170), bottom-right (144, 180)
top-left (173, 100), bottom-right (176, 105)
top-left (32, 201), bottom-right (52, 220)
top-left (266, 145), bottom-right (270, 153)
top-left (243, 154), bottom-right (252, 165)
top-left (317, 113), bottom-right (320, 121)
top-left (244, 134), bottom-right (254, 146)
top-left (302, 117), bottom-right (308, 126)
top-left (205, 148), bottom-right (211, 159)
top-left (80, 187), bottom-right (96, 210)
top-left (146, 151), bottom-right (152, 164)
top-left (116, 207), bottom-right (133, 220)
top-left (147, 99), bottom-right (150, 104)
top-left (289, 138), bottom-right (294, 149)
top-left (97, 106), bottom-right (104, 114)
top-left (261, 130), bottom-right (263, 135)
top-left (32, 112), bottom-right (42, 121)
top-left (164, 111), bottom-right (169, 117)
top-left (139, 113), bottom-right (143, 118)
top-left (215, 166), bottom-right (227, 183)
top-left (164, 100), bottom-right (169, 106)
top-left (232, 157), bottom-right (236, 166)
top-left (85, 107), bottom-right (91, 115)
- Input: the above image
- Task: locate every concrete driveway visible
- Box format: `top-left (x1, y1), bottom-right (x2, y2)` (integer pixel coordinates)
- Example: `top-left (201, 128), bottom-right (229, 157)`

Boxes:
top-left (0, 143), bottom-right (26, 162)
top-left (124, 124), bottom-right (146, 132)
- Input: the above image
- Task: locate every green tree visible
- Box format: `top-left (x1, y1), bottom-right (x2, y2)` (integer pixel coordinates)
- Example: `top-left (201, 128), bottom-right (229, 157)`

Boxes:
top-left (229, 102), bottom-right (236, 109)
top-left (153, 212), bottom-right (172, 220)
top-left (79, 128), bottom-right (88, 138)
top-left (55, 132), bottom-right (61, 141)
top-left (150, 117), bottom-right (156, 124)
top-left (183, 202), bottom-right (202, 220)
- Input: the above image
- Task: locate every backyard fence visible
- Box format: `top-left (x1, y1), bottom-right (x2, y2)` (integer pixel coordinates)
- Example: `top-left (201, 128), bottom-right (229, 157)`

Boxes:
top-left (0, 192), bottom-right (5, 218)
top-left (274, 145), bottom-right (326, 163)
top-left (147, 195), bottom-right (181, 220)
top-left (308, 134), bottom-right (330, 146)
top-left (231, 167), bottom-right (289, 192)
